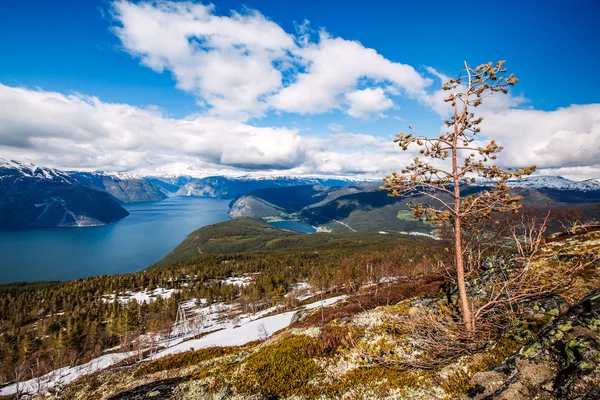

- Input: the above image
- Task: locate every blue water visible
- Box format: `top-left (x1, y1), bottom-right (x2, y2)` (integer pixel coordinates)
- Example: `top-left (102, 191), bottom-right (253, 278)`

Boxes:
top-left (269, 220), bottom-right (316, 233)
top-left (0, 197), bottom-right (231, 284)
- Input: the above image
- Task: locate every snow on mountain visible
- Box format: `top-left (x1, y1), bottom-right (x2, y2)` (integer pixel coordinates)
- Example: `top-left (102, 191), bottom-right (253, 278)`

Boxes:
top-left (505, 175), bottom-right (600, 192)
top-left (74, 170), bottom-right (142, 180)
top-left (584, 177), bottom-right (600, 185)
top-left (0, 159), bottom-right (130, 228)
top-left (0, 158), bottom-right (73, 183)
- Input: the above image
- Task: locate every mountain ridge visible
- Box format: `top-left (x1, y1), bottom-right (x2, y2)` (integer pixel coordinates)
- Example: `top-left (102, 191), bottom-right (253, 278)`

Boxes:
top-left (0, 160), bottom-right (130, 228)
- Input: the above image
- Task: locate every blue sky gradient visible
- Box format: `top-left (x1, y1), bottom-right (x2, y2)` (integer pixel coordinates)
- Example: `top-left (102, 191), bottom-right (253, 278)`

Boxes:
top-left (0, 0), bottom-right (599, 178)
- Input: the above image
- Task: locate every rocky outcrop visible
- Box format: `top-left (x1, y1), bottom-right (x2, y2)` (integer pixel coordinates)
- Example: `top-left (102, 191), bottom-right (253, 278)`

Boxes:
top-left (467, 288), bottom-right (600, 400)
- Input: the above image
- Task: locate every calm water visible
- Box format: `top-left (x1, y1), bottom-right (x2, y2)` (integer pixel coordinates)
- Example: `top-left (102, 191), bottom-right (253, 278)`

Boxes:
top-left (0, 197), bottom-right (231, 284)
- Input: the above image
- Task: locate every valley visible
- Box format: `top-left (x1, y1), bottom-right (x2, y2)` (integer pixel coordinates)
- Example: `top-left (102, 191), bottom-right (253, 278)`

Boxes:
top-left (2, 2), bottom-right (598, 398)
top-left (0, 218), bottom-right (428, 396)
top-left (1, 218), bottom-right (598, 399)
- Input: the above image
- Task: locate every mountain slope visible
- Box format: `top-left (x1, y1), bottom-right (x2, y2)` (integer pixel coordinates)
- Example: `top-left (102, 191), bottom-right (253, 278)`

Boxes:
top-left (230, 180), bottom-right (600, 233)
top-left (229, 185), bottom-right (433, 233)
top-left (68, 171), bottom-right (167, 203)
top-left (505, 175), bottom-right (600, 192)
top-left (175, 176), bottom-right (355, 199)
top-left (0, 159), bottom-right (129, 228)
top-left (152, 218), bottom-right (420, 268)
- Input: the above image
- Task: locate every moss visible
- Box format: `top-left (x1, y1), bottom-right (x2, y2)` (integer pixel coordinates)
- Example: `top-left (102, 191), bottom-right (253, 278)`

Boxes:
top-left (134, 346), bottom-right (239, 377)
top-left (315, 365), bottom-right (435, 399)
top-left (232, 334), bottom-right (321, 398)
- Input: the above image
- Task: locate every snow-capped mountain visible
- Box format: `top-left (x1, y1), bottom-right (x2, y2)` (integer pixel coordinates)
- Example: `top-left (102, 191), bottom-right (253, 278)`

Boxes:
top-left (505, 176), bottom-right (600, 192)
top-left (67, 171), bottom-right (167, 203)
top-left (174, 175), bottom-right (357, 199)
top-left (0, 159), bottom-right (129, 228)
top-left (0, 159), bottom-right (74, 184)
top-left (0, 159), bottom-right (168, 203)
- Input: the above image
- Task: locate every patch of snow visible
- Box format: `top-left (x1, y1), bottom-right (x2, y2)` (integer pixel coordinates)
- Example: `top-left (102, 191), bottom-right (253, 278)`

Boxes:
top-left (221, 276), bottom-right (253, 287)
top-left (156, 295), bottom-right (347, 358)
top-left (1, 294), bottom-right (347, 397)
top-left (397, 231), bottom-right (439, 240)
top-left (102, 287), bottom-right (177, 304)
top-left (479, 175), bottom-right (600, 192)
top-left (0, 351), bottom-right (135, 397)
top-left (0, 158), bottom-right (72, 183)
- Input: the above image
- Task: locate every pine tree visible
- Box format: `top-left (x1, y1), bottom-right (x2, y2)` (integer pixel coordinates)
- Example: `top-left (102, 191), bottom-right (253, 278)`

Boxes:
top-left (382, 61), bottom-right (536, 331)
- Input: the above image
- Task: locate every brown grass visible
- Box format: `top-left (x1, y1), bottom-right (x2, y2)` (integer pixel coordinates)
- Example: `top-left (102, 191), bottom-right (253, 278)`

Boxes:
top-left (291, 273), bottom-right (445, 328)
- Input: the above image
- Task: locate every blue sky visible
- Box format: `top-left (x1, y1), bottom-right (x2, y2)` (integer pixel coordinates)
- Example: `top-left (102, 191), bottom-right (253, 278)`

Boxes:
top-left (0, 0), bottom-right (599, 178)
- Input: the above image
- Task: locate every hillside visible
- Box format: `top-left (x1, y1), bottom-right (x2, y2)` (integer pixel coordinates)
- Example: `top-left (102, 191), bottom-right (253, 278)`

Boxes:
top-left (228, 183), bottom-right (600, 233)
top-left (0, 218), bottom-right (437, 396)
top-left (174, 176), bottom-right (356, 199)
top-left (228, 185), bottom-right (433, 233)
top-left (0, 159), bottom-right (130, 228)
top-left (68, 172), bottom-right (167, 203)
top-left (152, 218), bottom-right (421, 268)
top-left (8, 225), bottom-right (599, 400)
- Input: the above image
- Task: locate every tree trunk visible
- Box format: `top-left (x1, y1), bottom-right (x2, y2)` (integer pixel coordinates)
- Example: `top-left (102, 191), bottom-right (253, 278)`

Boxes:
top-left (452, 96), bottom-right (474, 332)
top-left (454, 213), bottom-right (473, 331)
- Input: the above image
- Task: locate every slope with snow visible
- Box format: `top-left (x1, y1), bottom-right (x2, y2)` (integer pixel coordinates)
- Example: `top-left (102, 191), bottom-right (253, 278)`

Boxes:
top-left (505, 175), bottom-right (600, 192)
top-left (0, 295), bottom-right (347, 397)
top-left (0, 158), bottom-right (74, 183)
top-left (0, 159), bottom-right (130, 228)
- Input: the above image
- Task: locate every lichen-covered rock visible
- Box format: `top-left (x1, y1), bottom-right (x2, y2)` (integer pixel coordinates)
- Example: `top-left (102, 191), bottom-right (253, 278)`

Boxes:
top-left (521, 295), bottom-right (569, 319)
top-left (467, 288), bottom-right (600, 400)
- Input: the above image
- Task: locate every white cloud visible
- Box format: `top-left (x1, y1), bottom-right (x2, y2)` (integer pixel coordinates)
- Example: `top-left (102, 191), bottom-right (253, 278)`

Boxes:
top-left (0, 83), bottom-right (415, 177)
top-left (481, 104), bottom-right (600, 172)
top-left (111, 2), bottom-right (430, 119)
top-left (345, 88), bottom-right (394, 119)
top-left (269, 33), bottom-right (430, 115)
top-left (2, 83), bottom-right (599, 179)
top-left (2, 2), bottom-right (598, 180)
top-left (111, 0), bottom-right (295, 118)
top-left (0, 84), bottom-right (305, 173)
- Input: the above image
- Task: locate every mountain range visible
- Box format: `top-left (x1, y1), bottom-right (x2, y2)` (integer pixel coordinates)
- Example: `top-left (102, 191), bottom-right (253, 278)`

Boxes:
top-left (0, 159), bottom-right (357, 228)
top-left (229, 179), bottom-right (600, 233)
top-left (2, 158), bottom-right (600, 229)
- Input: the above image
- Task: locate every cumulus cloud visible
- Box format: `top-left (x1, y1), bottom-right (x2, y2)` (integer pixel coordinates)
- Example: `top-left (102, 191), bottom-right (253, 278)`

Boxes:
top-left (345, 88), bottom-right (394, 119)
top-left (0, 84), bottom-right (306, 173)
top-left (1, 2), bottom-right (598, 180)
top-left (481, 104), bottom-right (600, 171)
top-left (2, 82), bottom-right (599, 179)
top-left (111, 0), bottom-right (295, 118)
top-left (269, 33), bottom-right (430, 115)
top-left (111, 1), bottom-right (430, 119)
top-left (0, 83), bottom-right (418, 177)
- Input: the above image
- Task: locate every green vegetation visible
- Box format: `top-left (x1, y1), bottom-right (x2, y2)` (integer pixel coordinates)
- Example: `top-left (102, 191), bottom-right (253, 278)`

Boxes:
top-left (229, 185), bottom-right (437, 233)
top-left (233, 334), bottom-right (321, 397)
top-left (153, 217), bottom-right (418, 268)
top-left (0, 218), bottom-right (438, 388)
top-left (27, 225), bottom-right (600, 400)
top-left (134, 346), bottom-right (240, 377)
